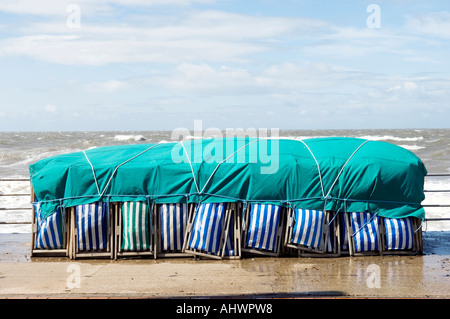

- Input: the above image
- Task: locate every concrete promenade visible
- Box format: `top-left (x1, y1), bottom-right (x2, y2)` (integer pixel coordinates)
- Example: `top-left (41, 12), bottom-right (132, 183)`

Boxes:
top-left (0, 232), bottom-right (449, 299)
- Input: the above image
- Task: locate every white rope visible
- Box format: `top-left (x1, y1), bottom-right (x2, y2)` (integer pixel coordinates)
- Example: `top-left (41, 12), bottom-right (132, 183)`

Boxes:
top-left (82, 150), bottom-right (101, 196)
top-left (83, 144), bottom-right (159, 198)
top-left (180, 141), bottom-right (200, 194)
top-left (297, 140), bottom-right (325, 198)
top-left (324, 140), bottom-right (369, 199)
top-left (99, 144), bottom-right (159, 197)
top-left (200, 139), bottom-right (260, 194)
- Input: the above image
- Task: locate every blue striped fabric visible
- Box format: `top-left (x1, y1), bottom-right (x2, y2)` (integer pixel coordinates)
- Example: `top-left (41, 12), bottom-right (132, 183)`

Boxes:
top-left (75, 202), bottom-right (109, 251)
top-left (223, 214), bottom-right (236, 256)
top-left (34, 203), bottom-right (63, 249)
top-left (291, 209), bottom-right (325, 250)
top-left (160, 203), bottom-right (188, 251)
top-left (340, 213), bottom-right (349, 251)
top-left (246, 204), bottom-right (281, 252)
top-left (188, 203), bottom-right (227, 254)
top-left (350, 212), bottom-right (380, 252)
top-left (384, 217), bottom-right (414, 250)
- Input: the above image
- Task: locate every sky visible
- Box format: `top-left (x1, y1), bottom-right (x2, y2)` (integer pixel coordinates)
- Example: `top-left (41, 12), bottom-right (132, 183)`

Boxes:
top-left (0, 0), bottom-right (449, 132)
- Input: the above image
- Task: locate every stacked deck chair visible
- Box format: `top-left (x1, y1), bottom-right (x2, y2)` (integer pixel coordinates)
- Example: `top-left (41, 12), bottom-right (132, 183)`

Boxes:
top-left (222, 208), bottom-right (242, 260)
top-left (115, 201), bottom-right (154, 259)
top-left (338, 211), bottom-right (350, 255)
top-left (380, 216), bottom-right (422, 255)
top-left (155, 203), bottom-right (191, 258)
top-left (241, 204), bottom-right (285, 257)
top-left (31, 200), bottom-right (69, 257)
top-left (183, 202), bottom-right (238, 260)
top-left (345, 211), bottom-right (382, 256)
top-left (284, 208), bottom-right (340, 257)
top-left (70, 201), bottom-right (114, 259)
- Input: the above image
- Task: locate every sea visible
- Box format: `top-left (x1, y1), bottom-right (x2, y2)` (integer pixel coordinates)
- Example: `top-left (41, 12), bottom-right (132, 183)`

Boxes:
top-left (1, 129), bottom-right (449, 233)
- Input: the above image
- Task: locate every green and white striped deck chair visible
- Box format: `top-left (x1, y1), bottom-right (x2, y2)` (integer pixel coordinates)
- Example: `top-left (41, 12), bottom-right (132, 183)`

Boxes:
top-left (115, 201), bottom-right (154, 259)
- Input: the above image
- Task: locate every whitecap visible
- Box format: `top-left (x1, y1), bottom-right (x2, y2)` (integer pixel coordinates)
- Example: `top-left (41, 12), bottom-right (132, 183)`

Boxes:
top-left (398, 144), bottom-right (425, 151)
top-left (358, 135), bottom-right (424, 142)
top-left (114, 134), bottom-right (146, 142)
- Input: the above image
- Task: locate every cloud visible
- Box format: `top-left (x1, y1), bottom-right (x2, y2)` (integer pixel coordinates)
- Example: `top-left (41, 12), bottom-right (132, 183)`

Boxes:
top-left (85, 80), bottom-right (131, 92)
top-left (44, 104), bottom-right (57, 113)
top-left (1, 2), bottom-right (449, 131)
top-left (406, 11), bottom-right (450, 39)
top-left (0, 9), bottom-right (330, 65)
top-left (0, 0), bottom-right (217, 16)
top-left (300, 24), bottom-right (419, 59)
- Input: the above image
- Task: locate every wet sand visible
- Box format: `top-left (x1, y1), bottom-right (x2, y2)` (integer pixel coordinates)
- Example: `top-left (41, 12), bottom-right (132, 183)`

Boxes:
top-left (0, 232), bottom-right (449, 299)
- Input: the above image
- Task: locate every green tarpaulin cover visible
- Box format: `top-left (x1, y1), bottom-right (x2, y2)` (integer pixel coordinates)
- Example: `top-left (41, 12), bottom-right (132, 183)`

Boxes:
top-left (29, 137), bottom-right (427, 220)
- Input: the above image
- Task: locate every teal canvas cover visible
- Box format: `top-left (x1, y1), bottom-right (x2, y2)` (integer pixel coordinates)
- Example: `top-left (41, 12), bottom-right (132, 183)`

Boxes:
top-left (29, 137), bottom-right (427, 220)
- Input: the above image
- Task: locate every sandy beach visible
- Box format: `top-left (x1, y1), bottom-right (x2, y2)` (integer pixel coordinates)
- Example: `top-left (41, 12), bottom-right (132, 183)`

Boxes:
top-left (0, 231), bottom-right (449, 299)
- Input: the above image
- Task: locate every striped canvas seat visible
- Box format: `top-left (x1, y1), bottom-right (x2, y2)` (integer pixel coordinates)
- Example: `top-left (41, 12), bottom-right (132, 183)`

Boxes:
top-left (246, 204), bottom-right (281, 252)
top-left (159, 203), bottom-right (188, 252)
top-left (383, 217), bottom-right (414, 250)
top-left (121, 202), bottom-right (151, 251)
top-left (350, 212), bottom-right (380, 253)
top-left (340, 212), bottom-right (349, 252)
top-left (290, 209), bottom-right (326, 251)
top-left (75, 202), bottom-right (109, 251)
top-left (34, 203), bottom-right (64, 249)
top-left (188, 202), bottom-right (228, 255)
top-left (223, 213), bottom-right (237, 257)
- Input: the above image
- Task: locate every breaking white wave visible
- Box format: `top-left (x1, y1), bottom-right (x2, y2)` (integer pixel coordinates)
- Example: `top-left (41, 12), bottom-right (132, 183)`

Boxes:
top-left (114, 134), bottom-right (146, 142)
top-left (398, 144), bottom-right (426, 151)
top-left (358, 135), bottom-right (424, 142)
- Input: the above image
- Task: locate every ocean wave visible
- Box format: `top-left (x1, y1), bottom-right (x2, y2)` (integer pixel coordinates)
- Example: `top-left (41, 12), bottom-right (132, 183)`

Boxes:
top-left (358, 135), bottom-right (424, 142)
top-left (114, 134), bottom-right (146, 142)
top-left (398, 144), bottom-right (426, 151)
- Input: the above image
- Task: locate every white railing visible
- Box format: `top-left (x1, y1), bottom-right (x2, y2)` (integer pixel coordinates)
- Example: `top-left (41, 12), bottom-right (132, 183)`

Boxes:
top-left (1, 175), bottom-right (450, 225)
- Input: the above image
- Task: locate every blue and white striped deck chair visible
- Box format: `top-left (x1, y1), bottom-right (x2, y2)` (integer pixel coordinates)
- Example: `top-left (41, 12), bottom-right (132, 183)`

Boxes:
top-left (184, 202), bottom-right (231, 259)
top-left (32, 202), bottom-right (65, 254)
top-left (243, 204), bottom-right (283, 256)
top-left (73, 202), bottom-right (113, 258)
top-left (157, 203), bottom-right (189, 257)
top-left (382, 217), bottom-right (415, 254)
top-left (292, 209), bottom-right (325, 251)
top-left (348, 212), bottom-right (381, 256)
top-left (339, 212), bottom-right (349, 254)
top-left (286, 208), bottom-right (329, 254)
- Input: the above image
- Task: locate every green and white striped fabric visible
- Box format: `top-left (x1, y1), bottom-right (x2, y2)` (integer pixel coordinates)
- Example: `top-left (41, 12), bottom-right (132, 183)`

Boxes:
top-left (121, 202), bottom-right (151, 251)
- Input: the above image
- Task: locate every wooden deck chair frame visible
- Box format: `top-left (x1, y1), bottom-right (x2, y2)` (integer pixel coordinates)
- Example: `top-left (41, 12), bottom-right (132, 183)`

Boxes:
top-left (344, 211), bottom-right (382, 257)
top-left (30, 185), bottom-right (69, 257)
top-left (114, 202), bottom-right (155, 260)
top-left (241, 204), bottom-right (286, 257)
top-left (300, 211), bottom-right (341, 258)
top-left (182, 202), bottom-right (236, 260)
top-left (154, 203), bottom-right (192, 258)
top-left (380, 216), bottom-right (422, 256)
top-left (415, 218), bottom-right (423, 255)
top-left (337, 211), bottom-right (350, 256)
top-left (284, 209), bottom-right (340, 257)
top-left (221, 203), bottom-right (241, 260)
top-left (69, 203), bottom-right (115, 260)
